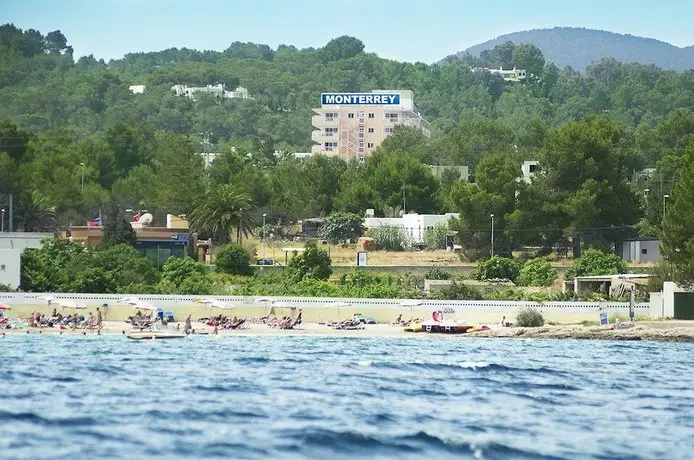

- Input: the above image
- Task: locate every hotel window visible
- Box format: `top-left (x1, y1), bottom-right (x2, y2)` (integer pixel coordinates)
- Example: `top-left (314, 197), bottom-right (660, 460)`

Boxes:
top-left (368, 113), bottom-right (375, 119)
top-left (384, 127), bottom-right (394, 134)
top-left (325, 127), bottom-right (338, 136)
top-left (367, 142), bottom-right (375, 148)
top-left (368, 127), bottom-right (374, 133)
top-left (385, 113), bottom-right (399, 122)
top-left (348, 113), bottom-right (354, 119)
top-left (358, 126), bottom-right (365, 133)
top-left (324, 112), bottom-right (338, 121)
top-left (324, 142), bottom-right (338, 151)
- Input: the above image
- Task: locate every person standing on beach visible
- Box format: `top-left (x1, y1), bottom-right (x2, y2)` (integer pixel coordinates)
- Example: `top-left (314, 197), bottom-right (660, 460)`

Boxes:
top-left (96, 307), bottom-right (103, 330)
top-left (184, 314), bottom-right (192, 335)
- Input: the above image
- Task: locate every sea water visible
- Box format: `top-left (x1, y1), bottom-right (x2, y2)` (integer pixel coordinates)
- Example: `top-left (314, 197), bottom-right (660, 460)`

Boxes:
top-left (1, 335), bottom-right (693, 459)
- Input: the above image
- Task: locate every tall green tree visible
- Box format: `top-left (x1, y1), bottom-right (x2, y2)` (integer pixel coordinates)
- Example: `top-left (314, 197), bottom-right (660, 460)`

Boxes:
top-left (101, 201), bottom-right (136, 248)
top-left (661, 151), bottom-right (694, 288)
top-left (541, 115), bottom-right (640, 254)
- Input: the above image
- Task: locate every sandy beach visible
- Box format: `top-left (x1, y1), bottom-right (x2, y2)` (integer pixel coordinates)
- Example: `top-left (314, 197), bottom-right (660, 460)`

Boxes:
top-left (3, 320), bottom-right (694, 342)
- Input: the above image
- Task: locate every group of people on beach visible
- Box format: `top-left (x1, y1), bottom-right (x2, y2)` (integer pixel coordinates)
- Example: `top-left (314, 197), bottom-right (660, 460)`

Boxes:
top-left (202, 314), bottom-right (247, 330)
top-left (24, 308), bottom-right (102, 331)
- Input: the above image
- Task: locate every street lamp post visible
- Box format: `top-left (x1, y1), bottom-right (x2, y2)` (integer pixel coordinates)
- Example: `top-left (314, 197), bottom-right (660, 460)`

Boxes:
top-left (80, 162), bottom-right (85, 192)
top-left (490, 213), bottom-right (495, 258)
top-left (262, 213), bottom-right (267, 260)
top-left (663, 194), bottom-right (670, 223)
top-left (1, 208), bottom-right (5, 232)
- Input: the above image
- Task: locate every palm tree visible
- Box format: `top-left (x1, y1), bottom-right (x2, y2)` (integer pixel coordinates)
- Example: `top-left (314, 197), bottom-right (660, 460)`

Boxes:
top-left (189, 184), bottom-right (255, 244)
top-left (19, 191), bottom-right (59, 233)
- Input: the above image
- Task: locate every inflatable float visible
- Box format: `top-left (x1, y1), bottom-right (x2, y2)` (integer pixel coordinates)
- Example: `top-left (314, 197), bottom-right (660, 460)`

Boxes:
top-left (126, 331), bottom-right (186, 340)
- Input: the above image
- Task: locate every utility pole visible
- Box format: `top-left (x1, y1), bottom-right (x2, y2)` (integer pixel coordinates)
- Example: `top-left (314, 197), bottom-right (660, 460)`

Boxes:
top-left (402, 183), bottom-right (406, 215)
top-left (663, 194), bottom-right (670, 224)
top-left (262, 213), bottom-right (267, 260)
top-left (8, 194), bottom-right (12, 232)
top-left (80, 162), bottom-right (85, 192)
top-left (490, 213), bottom-right (495, 258)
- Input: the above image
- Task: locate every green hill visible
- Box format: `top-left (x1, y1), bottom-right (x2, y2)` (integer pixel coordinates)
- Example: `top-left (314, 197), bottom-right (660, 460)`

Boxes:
top-left (458, 27), bottom-right (694, 71)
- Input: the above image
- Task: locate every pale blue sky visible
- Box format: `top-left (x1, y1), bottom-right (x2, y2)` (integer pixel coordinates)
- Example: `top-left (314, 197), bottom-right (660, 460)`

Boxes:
top-left (3, 0), bottom-right (692, 63)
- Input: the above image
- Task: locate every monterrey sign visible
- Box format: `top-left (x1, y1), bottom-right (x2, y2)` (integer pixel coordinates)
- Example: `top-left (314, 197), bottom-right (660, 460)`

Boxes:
top-left (321, 93), bottom-right (400, 105)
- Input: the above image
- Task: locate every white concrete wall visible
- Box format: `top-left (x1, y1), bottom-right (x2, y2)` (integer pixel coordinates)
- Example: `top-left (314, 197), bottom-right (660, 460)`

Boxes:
top-left (0, 249), bottom-right (21, 289)
top-left (0, 233), bottom-right (53, 251)
top-left (649, 292), bottom-right (663, 318)
top-left (622, 240), bottom-right (662, 263)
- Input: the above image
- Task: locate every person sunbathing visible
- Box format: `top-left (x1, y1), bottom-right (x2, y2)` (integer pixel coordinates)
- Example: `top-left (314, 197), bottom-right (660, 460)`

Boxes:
top-left (392, 314), bottom-right (403, 325)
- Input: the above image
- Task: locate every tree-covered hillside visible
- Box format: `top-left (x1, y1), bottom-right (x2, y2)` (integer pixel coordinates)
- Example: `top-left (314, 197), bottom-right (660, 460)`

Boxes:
top-left (459, 27), bottom-right (694, 72)
top-left (3, 23), bottom-right (694, 259)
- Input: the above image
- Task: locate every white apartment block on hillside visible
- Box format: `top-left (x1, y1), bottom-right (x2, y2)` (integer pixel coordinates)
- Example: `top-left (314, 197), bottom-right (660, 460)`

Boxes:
top-left (472, 67), bottom-right (527, 82)
top-left (171, 84), bottom-right (251, 101)
top-left (311, 90), bottom-right (431, 162)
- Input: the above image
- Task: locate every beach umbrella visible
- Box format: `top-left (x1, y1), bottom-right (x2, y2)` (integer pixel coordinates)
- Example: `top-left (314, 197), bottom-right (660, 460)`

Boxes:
top-left (120, 297), bottom-right (141, 306)
top-left (38, 295), bottom-right (55, 304)
top-left (325, 301), bottom-right (351, 317)
top-left (400, 299), bottom-right (423, 315)
top-left (254, 297), bottom-right (273, 304)
top-left (133, 302), bottom-right (156, 312)
top-left (0, 304), bottom-right (11, 312)
top-left (196, 298), bottom-right (235, 310)
top-left (270, 301), bottom-right (295, 317)
top-left (58, 300), bottom-right (87, 310)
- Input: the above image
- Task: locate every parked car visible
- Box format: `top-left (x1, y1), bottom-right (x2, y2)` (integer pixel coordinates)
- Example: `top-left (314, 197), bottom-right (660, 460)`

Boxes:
top-left (257, 258), bottom-right (282, 266)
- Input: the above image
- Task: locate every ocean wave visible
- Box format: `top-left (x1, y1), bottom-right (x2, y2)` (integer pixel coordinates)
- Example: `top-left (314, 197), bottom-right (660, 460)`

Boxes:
top-left (281, 429), bottom-right (562, 459)
top-left (349, 360), bottom-right (570, 377)
top-left (143, 408), bottom-right (268, 421)
top-left (0, 411), bottom-right (99, 427)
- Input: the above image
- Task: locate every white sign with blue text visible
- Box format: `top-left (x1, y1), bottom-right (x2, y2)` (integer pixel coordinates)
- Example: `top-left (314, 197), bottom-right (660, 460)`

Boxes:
top-left (322, 93), bottom-right (400, 105)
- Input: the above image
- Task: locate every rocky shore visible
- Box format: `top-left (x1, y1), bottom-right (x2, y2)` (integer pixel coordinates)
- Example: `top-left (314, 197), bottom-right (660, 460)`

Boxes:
top-left (468, 324), bottom-right (694, 342)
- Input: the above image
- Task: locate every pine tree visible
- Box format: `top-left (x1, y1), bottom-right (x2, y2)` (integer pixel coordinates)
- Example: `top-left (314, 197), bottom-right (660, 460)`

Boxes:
top-left (661, 151), bottom-right (694, 288)
top-left (102, 201), bottom-right (136, 248)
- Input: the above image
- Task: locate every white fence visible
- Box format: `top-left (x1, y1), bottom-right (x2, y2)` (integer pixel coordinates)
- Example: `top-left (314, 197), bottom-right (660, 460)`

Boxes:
top-left (0, 292), bottom-right (650, 314)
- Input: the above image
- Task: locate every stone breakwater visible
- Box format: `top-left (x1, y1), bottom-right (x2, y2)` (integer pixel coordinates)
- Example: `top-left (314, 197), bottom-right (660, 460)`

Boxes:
top-left (468, 325), bottom-right (694, 342)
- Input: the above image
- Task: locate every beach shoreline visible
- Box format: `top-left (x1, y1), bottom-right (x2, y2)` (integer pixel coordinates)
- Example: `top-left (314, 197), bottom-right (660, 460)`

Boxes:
top-left (3, 321), bottom-right (694, 342)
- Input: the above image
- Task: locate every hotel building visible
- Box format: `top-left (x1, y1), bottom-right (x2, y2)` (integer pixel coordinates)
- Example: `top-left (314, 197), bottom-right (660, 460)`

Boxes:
top-left (311, 90), bottom-right (431, 162)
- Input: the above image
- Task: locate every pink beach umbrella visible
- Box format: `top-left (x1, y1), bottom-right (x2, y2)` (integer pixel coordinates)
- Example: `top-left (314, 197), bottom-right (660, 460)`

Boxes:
top-left (0, 304), bottom-right (11, 312)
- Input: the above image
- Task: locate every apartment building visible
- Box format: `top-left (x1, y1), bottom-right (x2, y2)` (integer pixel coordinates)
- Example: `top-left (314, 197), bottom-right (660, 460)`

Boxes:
top-left (171, 84), bottom-right (251, 101)
top-left (311, 90), bottom-right (431, 162)
top-left (472, 67), bottom-right (527, 82)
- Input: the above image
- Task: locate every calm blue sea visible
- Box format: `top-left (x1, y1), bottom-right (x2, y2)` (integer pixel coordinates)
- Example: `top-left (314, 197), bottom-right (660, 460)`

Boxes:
top-left (1, 335), bottom-right (693, 459)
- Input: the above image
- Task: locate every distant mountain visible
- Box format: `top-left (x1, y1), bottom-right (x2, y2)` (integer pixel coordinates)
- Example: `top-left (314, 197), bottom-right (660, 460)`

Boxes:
top-left (458, 27), bottom-right (694, 72)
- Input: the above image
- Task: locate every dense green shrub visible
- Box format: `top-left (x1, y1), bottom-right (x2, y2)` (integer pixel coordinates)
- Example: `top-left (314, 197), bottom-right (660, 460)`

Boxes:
top-left (517, 258), bottom-right (558, 287)
top-left (515, 307), bottom-right (545, 327)
top-left (424, 222), bottom-right (450, 250)
top-left (214, 243), bottom-right (252, 275)
top-left (285, 241), bottom-right (332, 283)
top-left (319, 212), bottom-right (365, 243)
top-left (471, 257), bottom-right (520, 282)
top-left (425, 266), bottom-right (452, 280)
top-left (566, 248), bottom-right (627, 278)
top-left (367, 227), bottom-right (412, 251)
top-left (430, 281), bottom-right (484, 300)
top-left (160, 256), bottom-right (208, 287)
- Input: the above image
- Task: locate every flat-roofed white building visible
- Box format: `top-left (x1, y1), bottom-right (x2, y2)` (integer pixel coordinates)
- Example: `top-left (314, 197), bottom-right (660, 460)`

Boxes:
top-left (364, 212), bottom-right (459, 244)
top-left (311, 90), bottom-right (430, 162)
